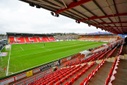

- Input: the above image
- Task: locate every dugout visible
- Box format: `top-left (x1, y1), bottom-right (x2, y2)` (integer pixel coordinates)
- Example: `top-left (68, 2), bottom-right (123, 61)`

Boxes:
top-left (0, 40), bottom-right (7, 50)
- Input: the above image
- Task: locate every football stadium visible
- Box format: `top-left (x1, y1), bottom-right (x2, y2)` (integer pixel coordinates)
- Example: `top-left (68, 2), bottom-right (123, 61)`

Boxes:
top-left (0, 0), bottom-right (127, 85)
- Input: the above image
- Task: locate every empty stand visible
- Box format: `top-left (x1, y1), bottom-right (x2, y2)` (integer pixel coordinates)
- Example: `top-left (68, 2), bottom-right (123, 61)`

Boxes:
top-left (36, 36), bottom-right (42, 42)
top-left (41, 36), bottom-right (49, 42)
top-left (79, 35), bottom-right (119, 42)
top-left (27, 60), bottom-right (117, 85)
top-left (9, 36), bottom-right (15, 44)
top-left (29, 37), bottom-right (38, 42)
top-left (8, 35), bottom-right (55, 44)
top-left (24, 36), bottom-right (31, 43)
top-left (48, 36), bottom-right (55, 41)
top-left (73, 63), bottom-right (97, 85)
top-left (80, 60), bottom-right (106, 85)
top-left (64, 43), bottom-right (123, 67)
top-left (16, 36), bottom-right (25, 43)
top-left (28, 65), bottom-right (82, 85)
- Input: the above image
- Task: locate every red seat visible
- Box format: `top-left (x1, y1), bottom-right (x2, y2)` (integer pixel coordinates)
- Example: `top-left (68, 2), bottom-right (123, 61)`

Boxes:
top-left (70, 78), bottom-right (75, 84)
top-left (83, 78), bottom-right (88, 85)
top-left (64, 82), bottom-right (70, 85)
top-left (87, 74), bottom-right (93, 80)
top-left (55, 81), bottom-right (61, 85)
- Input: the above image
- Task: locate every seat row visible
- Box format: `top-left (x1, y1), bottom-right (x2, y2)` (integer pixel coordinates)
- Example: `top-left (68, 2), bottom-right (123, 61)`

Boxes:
top-left (29, 65), bottom-right (83, 85)
top-left (65, 44), bottom-right (122, 67)
top-left (106, 47), bottom-right (117, 58)
top-left (63, 62), bottom-right (95, 85)
top-left (65, 49), bottom-right (110, 66)
top-left (28, 58), bottom-right (119, 85)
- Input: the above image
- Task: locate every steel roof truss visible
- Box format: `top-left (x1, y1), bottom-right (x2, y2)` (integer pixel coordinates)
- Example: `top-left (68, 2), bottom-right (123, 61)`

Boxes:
top-left (55, 0), bottom-right (92, 14)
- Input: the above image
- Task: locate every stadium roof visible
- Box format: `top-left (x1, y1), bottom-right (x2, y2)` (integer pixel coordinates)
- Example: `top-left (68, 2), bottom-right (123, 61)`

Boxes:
top-left (6, 32), bottom-right (54, 36)
top-left (20, 0), bottom-right (127, 34)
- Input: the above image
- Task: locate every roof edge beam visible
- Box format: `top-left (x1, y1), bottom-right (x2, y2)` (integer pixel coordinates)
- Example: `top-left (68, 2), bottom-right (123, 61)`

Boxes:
top-left (96, 21), bottom-right (127, 25)
top-left (78, 13), bottom-right (127, 22)
top-left (104, 26), bottom-right (127, 28)
top-left (55, 0), bottom-right (92, 14)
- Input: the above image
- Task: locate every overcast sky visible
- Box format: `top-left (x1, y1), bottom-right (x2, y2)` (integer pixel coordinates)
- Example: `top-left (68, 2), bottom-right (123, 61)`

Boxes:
top-left (0, 0), bottom-right (106, 34)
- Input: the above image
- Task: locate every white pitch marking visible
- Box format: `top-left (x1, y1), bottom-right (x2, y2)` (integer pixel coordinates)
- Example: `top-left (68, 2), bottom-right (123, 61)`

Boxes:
top-left (6, 45), bottom-right (11, 76)
top-left (20, 46), bottom-right (24, 51)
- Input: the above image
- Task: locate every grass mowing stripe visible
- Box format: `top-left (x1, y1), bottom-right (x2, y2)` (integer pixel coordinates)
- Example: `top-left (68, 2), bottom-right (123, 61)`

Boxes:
top-left (10, 42), bottom-right (103, 61)
top-left (11, 41), bottom-right (103, 59)
top-left (11, 41), bottom-right (86, 53)
top-left (10, 42), bottom-right (99, 58)
top-left (11, 41), bottom-right (98, 56)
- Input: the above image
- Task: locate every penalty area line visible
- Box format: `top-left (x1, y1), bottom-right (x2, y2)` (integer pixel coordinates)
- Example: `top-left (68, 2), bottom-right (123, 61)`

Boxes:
top-left (6, 45), bottom-right (11, 76)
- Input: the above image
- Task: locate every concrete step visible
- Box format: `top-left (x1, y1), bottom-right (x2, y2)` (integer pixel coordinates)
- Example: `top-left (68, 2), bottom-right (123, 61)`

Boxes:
top-left (112, 59), bottom-right (127, 85)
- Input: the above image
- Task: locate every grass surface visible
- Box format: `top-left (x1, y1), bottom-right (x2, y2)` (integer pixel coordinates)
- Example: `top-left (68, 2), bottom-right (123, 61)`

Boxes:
top-left (0, 41), bottom-right (105, 78)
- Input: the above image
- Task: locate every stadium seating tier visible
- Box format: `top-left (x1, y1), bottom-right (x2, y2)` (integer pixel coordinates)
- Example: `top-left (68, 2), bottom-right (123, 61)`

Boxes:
top-left (8, 36), bottom-right (55, 44)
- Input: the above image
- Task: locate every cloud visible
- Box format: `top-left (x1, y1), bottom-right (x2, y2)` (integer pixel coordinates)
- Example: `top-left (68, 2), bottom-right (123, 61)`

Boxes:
top-left (0, 0), bottom-right (105, 34)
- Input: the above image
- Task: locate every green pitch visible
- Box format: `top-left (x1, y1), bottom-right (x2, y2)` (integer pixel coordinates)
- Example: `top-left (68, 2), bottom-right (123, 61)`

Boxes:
top-left (0, 41), bottom-right (105, 78)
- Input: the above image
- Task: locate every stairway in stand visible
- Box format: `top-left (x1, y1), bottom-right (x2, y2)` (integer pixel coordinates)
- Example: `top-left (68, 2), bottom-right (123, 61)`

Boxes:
top-left (112, 59), bottom-right (127, 85)
top-left (88, 62), bottom-right (113, 85)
